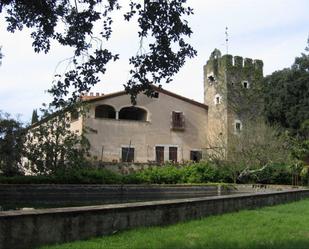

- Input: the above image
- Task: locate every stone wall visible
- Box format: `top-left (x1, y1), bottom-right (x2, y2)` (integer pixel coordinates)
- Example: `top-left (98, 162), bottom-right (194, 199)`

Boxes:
top-left (0, 184), bottom-right (220, 207)
top-left (0, 187), bottom-right (308, 249)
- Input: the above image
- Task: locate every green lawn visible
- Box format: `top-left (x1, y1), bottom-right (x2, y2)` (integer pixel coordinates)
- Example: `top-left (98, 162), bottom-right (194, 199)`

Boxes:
top-left (40, 199), bottom-right (309, 249)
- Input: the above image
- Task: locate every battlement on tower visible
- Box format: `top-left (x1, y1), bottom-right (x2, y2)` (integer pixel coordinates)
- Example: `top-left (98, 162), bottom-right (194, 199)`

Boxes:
top-left (205, 49), bottom-right (263, 79)
top-left (203, 49), bottom-right (264, 158)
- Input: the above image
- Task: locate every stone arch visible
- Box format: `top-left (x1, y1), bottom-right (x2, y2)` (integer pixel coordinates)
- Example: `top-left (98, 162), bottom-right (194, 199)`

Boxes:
top-left (95, 104), bottom-right (116, 119)
top-left (119, 106), bottom-right (147, 121)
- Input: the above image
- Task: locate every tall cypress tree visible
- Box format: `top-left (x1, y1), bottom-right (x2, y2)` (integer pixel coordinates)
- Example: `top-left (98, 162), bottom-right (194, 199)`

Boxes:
top-left (31, 109), bottom-right (39, 124)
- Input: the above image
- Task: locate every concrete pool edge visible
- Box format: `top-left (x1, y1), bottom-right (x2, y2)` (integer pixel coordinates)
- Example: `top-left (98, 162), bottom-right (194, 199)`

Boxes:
top-left (1, 188), bottom-right (309, 249)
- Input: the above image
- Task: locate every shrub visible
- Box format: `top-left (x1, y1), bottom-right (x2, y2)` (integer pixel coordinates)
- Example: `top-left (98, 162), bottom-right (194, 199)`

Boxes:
top-left (246, 163), bottom-right (292, 185)
top-left (129, 165), bottom-right (183, 184)
top-left (123, 162), bottom-right (222, 184)
top-left (181, 162), bottom-right (219, 183)
top-left (0, 162), bottom-right (296, 185)
top-left (0, 168), bottom-right (123, 184)
top-left (54, 167), bottom-right (123, 184)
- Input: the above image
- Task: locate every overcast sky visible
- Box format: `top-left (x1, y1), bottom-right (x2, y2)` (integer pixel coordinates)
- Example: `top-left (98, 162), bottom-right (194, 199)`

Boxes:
top-left (0, 0), bottom-right (308, 123)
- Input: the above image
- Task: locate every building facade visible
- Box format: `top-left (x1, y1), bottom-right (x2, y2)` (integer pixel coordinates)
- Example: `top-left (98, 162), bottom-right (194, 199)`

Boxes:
top-left (72, 87), bottom-right (208, 163)
top-left (70, 49), bottom-right (263, 163)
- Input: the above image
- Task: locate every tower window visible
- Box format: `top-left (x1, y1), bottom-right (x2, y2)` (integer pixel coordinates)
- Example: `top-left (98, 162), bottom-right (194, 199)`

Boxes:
top-left (235, 120), bottom-right (242, 133)
top-left (208, 75), bottom-right (215, 82)
top-left (242, 81), bottom-right (249, 89)
top-left (214, 94), bottom-right (222, 105)
top-left (236, 122), bottom-right (241, 131)
top-left (208, 75), bottom-right (216, 85)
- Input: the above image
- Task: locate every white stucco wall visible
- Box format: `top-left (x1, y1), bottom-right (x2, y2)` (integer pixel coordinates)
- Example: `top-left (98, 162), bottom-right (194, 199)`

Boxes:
top-left (82, 91), bottom-right (208, 163)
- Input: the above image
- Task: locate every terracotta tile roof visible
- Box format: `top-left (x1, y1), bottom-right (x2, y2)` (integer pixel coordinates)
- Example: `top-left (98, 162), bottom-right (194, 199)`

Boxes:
top-left (83, 86), bottom-right (208, 110)
top-left (29, 86), bottom-right (208, 129)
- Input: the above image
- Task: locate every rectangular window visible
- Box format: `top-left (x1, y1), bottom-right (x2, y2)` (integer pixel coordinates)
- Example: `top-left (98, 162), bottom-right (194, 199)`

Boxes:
top-left (169, 147), bottom-right (178, 163)
top-left (190, 151), bottom-right (202, 162)
top-left (153, 92), bottom-right (159, 98)
top-left (171, 111), bottom-right (185, 130)
top-left (155, 146), bottom-right (164, 164)
top-left (235, 122), bottom-right (241, 132)
top-left (70, 110), bottom-right (79, 122)
top-left (122, 147), bottom-right (134, 162)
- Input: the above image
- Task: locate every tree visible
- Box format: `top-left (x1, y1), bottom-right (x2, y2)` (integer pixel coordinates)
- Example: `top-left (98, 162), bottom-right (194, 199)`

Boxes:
top-left (31, 109), bottom-right (39, 124)
top-left (24, 105), bottom-right (90, 175)
top-left (228, 121), bottom-right (290, 183)
top-left (263, 38), bottom-right (309, 136)
top-left (0, 111), bottom-right (24, 176)
top-left (206, 117), bottom-right (296, 184)
top-left (0, 1), bottom-right (196, 107)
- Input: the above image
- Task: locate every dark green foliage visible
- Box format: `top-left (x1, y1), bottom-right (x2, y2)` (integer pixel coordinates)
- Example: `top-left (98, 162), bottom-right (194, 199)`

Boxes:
top-left (54, 167), bottom-right (122, 184)
top-left (24, 106), bottom-right (90, 175)
top-left (31, 109), bottom-right (39, 124)
top-left (181, 163), bottom-right (218, 183)
top-left (0, 112), bottom-right (24, 176)
top-left (0, 167), bottom-right (122, 184)
top-left (125, 162), bottom-right (237, 184)
top-left (0, 0), bottom-right (196, 107)
top-left (1, 163), bottom-right (220, 185)
top-left (264, 38), bottom-right (309, 136)
top-left (245, 163), bottom-right (292, 185)
top-left (0, 160), bottom-right (296, 185)
top-left (124, 0), bottom-right (196, 103)
top-left (129, 165), bottom-right (183, 184)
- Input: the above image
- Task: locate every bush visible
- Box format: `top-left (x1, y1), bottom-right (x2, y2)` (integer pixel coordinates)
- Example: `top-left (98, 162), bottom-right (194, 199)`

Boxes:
top-left (54, 167), bottom-right (123, 184)
top-left (123, 162), bottom-right (223, 184)
top-left (0, 162), bottom-right (296, 185)
top-left (126, 165), bottom-right (182, 184)
top-left (181, 163), bottom-right (218, 183)
top-left (244, 163), bottom-right (292, 185)
top-left (0, 168), bottom-right (123, 184)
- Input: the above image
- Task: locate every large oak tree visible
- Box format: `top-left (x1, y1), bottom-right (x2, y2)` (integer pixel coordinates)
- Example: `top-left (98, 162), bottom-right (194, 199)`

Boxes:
top-left (0, 0), bottom-right (196, 107)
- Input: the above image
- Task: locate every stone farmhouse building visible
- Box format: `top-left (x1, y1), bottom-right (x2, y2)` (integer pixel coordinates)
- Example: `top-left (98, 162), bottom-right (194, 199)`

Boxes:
top-left (70, 49), bottom-right (263, 163)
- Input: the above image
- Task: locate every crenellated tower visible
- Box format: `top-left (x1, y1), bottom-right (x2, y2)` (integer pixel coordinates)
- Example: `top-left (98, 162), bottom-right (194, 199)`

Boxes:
top-left (203, 49), bottom-right (263, 156)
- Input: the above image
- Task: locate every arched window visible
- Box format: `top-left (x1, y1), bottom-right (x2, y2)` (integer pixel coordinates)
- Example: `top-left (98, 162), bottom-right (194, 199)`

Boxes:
top-left (242, 80), bottom-right (250, 89)
top-left (119, 106), bottom-right (147, 121)
top-left (214, 94), bottom-right (222, 105)
top-left (95, 105), bottom-right (116, 119)
top-left (207, 74), bottom-right (216, 84)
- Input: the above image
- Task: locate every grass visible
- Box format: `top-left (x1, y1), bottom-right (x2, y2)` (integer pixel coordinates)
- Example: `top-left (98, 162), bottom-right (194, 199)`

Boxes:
top-left (39, 199), bottom-right (309, 249)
